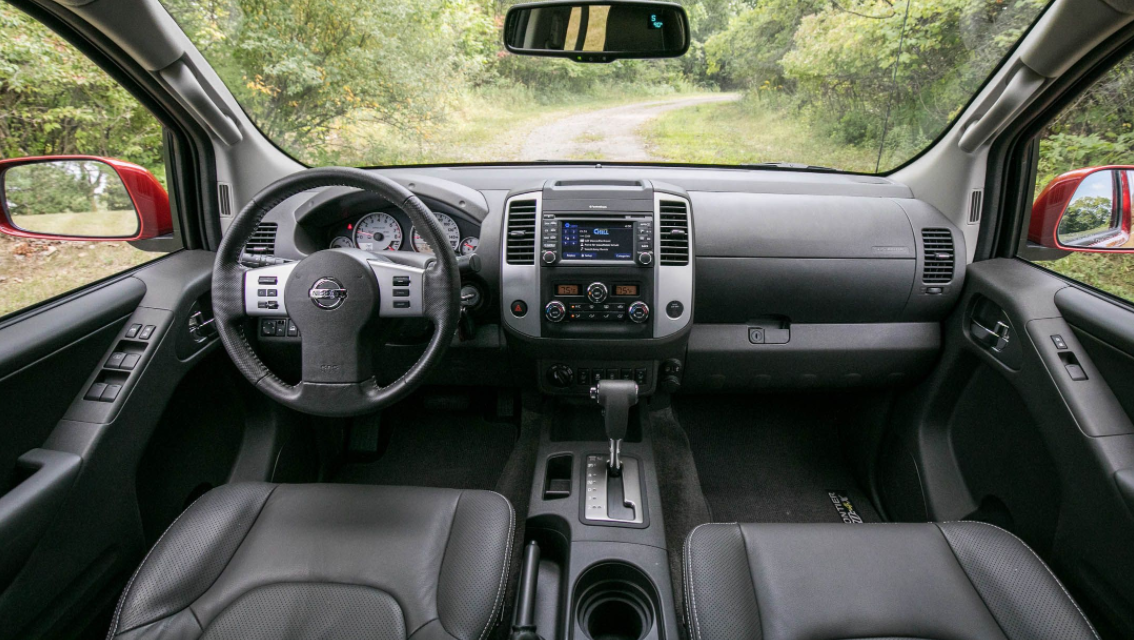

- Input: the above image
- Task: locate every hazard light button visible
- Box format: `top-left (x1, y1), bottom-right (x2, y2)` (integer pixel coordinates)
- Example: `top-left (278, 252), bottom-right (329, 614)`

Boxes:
top-left (510, 300), bottom-right (528, 317)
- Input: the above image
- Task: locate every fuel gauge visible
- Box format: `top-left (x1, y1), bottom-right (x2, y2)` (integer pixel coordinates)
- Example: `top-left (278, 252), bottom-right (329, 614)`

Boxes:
top-left (459, 236), bottom-right (479, 256)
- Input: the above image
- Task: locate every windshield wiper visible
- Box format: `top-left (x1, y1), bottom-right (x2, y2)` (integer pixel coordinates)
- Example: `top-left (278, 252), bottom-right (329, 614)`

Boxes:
top-left (741, 162), bottom-right (841, 172)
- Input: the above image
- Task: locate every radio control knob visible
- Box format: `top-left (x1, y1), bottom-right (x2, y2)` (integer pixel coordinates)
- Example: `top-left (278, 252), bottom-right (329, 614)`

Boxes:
top-left (545, 300), bottom-right (567, 323)
top-left (542, 250), bottom-right (558, 265)
top-left (628, 301), bottom-right (650, 324)
top-left (637, 252), bottom-right (654, 266)
top-left (586, 282), bottom-right (609, 303)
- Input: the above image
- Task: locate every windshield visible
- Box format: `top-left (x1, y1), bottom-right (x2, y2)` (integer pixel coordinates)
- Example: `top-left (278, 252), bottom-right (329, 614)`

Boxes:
top-left (162, 0), bottom-right (1048, 173)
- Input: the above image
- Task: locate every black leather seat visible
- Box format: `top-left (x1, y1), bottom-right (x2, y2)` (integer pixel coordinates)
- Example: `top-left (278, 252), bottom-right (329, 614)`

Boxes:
top-left (684, 522), bottom-right (1099, 640)
top-left (108, 483), bottom-right (514, 640)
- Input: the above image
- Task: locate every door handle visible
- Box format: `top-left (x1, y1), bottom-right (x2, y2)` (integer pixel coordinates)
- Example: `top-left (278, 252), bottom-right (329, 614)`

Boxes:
top-left (0, 449), bottom-right (81, 589)
top-left (971, 319), bottom-right (1011, 352)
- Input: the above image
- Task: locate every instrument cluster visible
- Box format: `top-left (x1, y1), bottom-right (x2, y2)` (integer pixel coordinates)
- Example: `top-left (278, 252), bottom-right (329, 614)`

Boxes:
top-left (325, 208), bottom-right (479, 257)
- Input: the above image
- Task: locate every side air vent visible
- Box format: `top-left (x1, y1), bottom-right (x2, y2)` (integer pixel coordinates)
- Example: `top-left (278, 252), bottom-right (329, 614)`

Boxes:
top-left (968, 189), bottom-right (983, 224)
top-left (245, 222), bottom-right (278, 255)
top-left (218, 183), bottom-right (233, 217)
top-left (505, 199), bottom-right (537, 265)
top-left (921, 228), bottom-right (955, 284)
top-left (658, 200), bottom-right (690, 266)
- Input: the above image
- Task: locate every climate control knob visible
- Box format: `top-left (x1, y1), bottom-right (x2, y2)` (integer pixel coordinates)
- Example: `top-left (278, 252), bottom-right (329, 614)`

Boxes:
top-left (545, 300), bottom-right (567, 323)
top-left (586, 282), bottom-right (609, 303)
top-left (628, 301), bottom-right (650, 324)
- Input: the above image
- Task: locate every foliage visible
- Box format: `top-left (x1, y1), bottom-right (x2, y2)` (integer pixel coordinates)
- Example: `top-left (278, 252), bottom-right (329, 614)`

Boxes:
top-left (0, 5), bottom-right (165, 183)
top-left (5, 161), bottom-right (133, 217)
top-left (1059, 196), bottom-right (1113, 236)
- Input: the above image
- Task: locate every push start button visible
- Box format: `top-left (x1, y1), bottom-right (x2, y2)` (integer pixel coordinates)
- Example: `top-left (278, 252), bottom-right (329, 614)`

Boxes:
top-left (510, 300), bottom-right (528, 317)
top-left (666, 301), bottom-right (684, 318)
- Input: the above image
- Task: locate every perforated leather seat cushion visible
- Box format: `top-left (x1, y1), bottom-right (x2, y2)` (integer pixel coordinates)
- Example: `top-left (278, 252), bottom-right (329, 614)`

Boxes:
top-left (108, 483), bottom-right (514, 640)
top-left (684, 521), bottom-right (1099, 640)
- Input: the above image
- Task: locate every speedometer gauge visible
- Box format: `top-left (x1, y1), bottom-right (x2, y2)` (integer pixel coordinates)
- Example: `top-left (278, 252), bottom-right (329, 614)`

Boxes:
top-left (410, 212), bottom-right (460, 254)
top-left (353, 212), bottom-right (403, 252)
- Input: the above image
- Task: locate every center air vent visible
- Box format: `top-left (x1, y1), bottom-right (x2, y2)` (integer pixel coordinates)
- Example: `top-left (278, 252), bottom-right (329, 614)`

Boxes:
top-left (245, 222), bottom-right (278, 255)
top-left (921, 228), bottom-right (955, 284)
top-left (505, 199), bottom-right (537, 265)
top-left (658, 200), bottom-right (690, 266)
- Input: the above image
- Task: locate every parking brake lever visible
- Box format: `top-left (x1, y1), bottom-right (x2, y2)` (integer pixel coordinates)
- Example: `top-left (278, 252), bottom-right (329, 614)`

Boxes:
top-left (590, 379), bottom-right (638, 475)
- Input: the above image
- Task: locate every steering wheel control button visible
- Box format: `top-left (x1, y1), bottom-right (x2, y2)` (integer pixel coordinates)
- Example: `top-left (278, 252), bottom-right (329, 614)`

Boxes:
top-left (511, 300), bottom-right (528, 317)
top-left (666, 301), bottom-right (684, 318)
top-left (545, 300), bottom-right (567, 323)
top-left (586, 282), bottom-right (609, 303)
top-left (125, 323), bottom-right (142, 338)
top-left (393, 289), bottom-right (410, 297)
top-left (393, 300), bottom-right (411, 309)
top-left (393, 276), bottom-right (411, 286)
top-left (257, 276), bottom-right (277, 285)
top-left (628, 301), bottom-right (650, 324)
top-left (309, 277), bottom-right (348, 310)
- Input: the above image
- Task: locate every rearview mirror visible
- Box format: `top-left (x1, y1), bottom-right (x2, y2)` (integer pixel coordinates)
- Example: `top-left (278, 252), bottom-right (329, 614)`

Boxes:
top-left (503, 1), bottom-right (690, 63)
top-left (0, 156), bottom-right (171, 242)
top-left (1030, 166), bottom-right (1134, 252)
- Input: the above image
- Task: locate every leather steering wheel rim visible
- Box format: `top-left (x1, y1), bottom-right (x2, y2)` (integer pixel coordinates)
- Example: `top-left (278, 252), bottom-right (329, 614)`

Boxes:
top-left (211, 167), bottom-right (460, 417)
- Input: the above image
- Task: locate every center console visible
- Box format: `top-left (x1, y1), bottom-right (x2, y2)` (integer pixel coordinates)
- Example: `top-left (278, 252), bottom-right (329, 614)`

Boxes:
top-left (500, 180), bottom-right (694, 396)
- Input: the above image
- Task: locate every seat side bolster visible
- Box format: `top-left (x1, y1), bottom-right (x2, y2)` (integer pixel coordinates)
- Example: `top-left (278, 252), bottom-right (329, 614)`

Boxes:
top-left (684, 523), bottom-right (763, 640)
top-left (436, 490), bottom-right (515, 640)
top-left (936, 521), bottom-right (1100, 640)
top-left (109, 482), bottom-right (277, 637)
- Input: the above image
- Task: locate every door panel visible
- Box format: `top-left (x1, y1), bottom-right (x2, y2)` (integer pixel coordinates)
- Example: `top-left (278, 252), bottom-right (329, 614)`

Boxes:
top-left (0, 250), bottom-right (219, 638)
top-left (881, 257), bottom-right (1134, 637)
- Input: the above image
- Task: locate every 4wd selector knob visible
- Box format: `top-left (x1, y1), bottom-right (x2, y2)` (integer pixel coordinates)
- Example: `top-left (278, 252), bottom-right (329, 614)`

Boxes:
top-left (628, 301), bottom-right (650, 324)
top-left (586, 282), bottom-right (609, 303)
top-left (545, 300), bottom-right (566, 323)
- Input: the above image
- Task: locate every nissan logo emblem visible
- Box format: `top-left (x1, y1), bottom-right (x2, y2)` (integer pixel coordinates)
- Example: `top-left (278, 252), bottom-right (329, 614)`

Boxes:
top-left (309, 277), bottom-right (347, 310)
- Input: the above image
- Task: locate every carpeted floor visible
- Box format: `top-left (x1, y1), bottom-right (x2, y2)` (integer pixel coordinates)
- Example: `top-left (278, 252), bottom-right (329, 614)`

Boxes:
top-left (674, 394), bottom-right (880, 524)
top-left (333, 393), bottom-right (519, 490)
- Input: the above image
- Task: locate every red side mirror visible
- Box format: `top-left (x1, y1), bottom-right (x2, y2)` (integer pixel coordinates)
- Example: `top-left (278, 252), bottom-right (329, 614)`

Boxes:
top-left (0, 155), bottom-right (171, 242)
top-left (1030, 165), bottom-right (1134, 252)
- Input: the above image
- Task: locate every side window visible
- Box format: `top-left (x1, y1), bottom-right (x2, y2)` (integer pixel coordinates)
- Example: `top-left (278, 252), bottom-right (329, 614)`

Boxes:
top-left (0, 5), bottom-right (173, 318)
top-left (1025, 55), bottom-right (1134, 303)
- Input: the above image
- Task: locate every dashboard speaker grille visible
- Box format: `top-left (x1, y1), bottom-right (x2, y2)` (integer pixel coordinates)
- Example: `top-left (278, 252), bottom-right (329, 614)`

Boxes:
top-left (658, 200), bottom-right (690, 266)
top-left (245, 222), bottom-right (278, 255)
top-left (506, 199), bottom-right (537, 265)
top-left (921, 228), bottom-right (955, 284)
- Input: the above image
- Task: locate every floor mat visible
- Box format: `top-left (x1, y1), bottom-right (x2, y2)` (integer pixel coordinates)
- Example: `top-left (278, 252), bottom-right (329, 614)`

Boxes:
top-left (333, 395), bottom-right (518, 491)
top-left (675, 395), bottom-right (880, 524)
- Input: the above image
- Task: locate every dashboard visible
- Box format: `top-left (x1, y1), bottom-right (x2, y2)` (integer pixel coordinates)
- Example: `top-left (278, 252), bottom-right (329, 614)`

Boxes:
top-left (246, 165), bottom-right (967, 397)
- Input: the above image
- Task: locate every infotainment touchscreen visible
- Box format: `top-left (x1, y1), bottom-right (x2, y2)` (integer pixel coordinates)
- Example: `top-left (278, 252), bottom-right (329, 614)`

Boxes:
top-left (560, 221), bottom-right (635, 261)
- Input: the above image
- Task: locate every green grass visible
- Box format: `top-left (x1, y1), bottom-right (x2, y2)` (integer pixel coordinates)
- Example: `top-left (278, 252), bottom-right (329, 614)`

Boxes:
top-left (1038, 252), bottom-right (1134, 302)
top-left (10, 210), bottom-right (138, 237)
top-left (641, 96), bottom-right (878, 172)
top-left (0, 235), bottom-right (162, 317)
top-left (322, 83), bottom-right (699, 166)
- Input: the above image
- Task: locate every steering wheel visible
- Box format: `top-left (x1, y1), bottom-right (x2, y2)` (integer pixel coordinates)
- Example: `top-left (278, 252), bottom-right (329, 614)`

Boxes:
top-left (211, 168), bottom-right (460, 417)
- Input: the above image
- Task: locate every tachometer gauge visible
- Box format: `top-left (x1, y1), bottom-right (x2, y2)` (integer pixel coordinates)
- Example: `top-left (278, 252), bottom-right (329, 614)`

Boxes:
top-left (353, 212), bottom-right (403, 252)
top-left (459, 236), bottom-right (479, 256)
top-left (410, 213), bottom-right (460, 254)
top-left (329, 236), bottom-right (354, 249)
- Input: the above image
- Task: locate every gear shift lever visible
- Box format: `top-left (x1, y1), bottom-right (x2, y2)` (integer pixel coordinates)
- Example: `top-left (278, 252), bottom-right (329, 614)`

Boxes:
top-left (590, 379), bottom-right (638, 475)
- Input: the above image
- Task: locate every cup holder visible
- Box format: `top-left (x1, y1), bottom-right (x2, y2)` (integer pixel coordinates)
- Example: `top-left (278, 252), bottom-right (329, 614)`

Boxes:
top-left (575, 563), bottom-right (660, 640)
